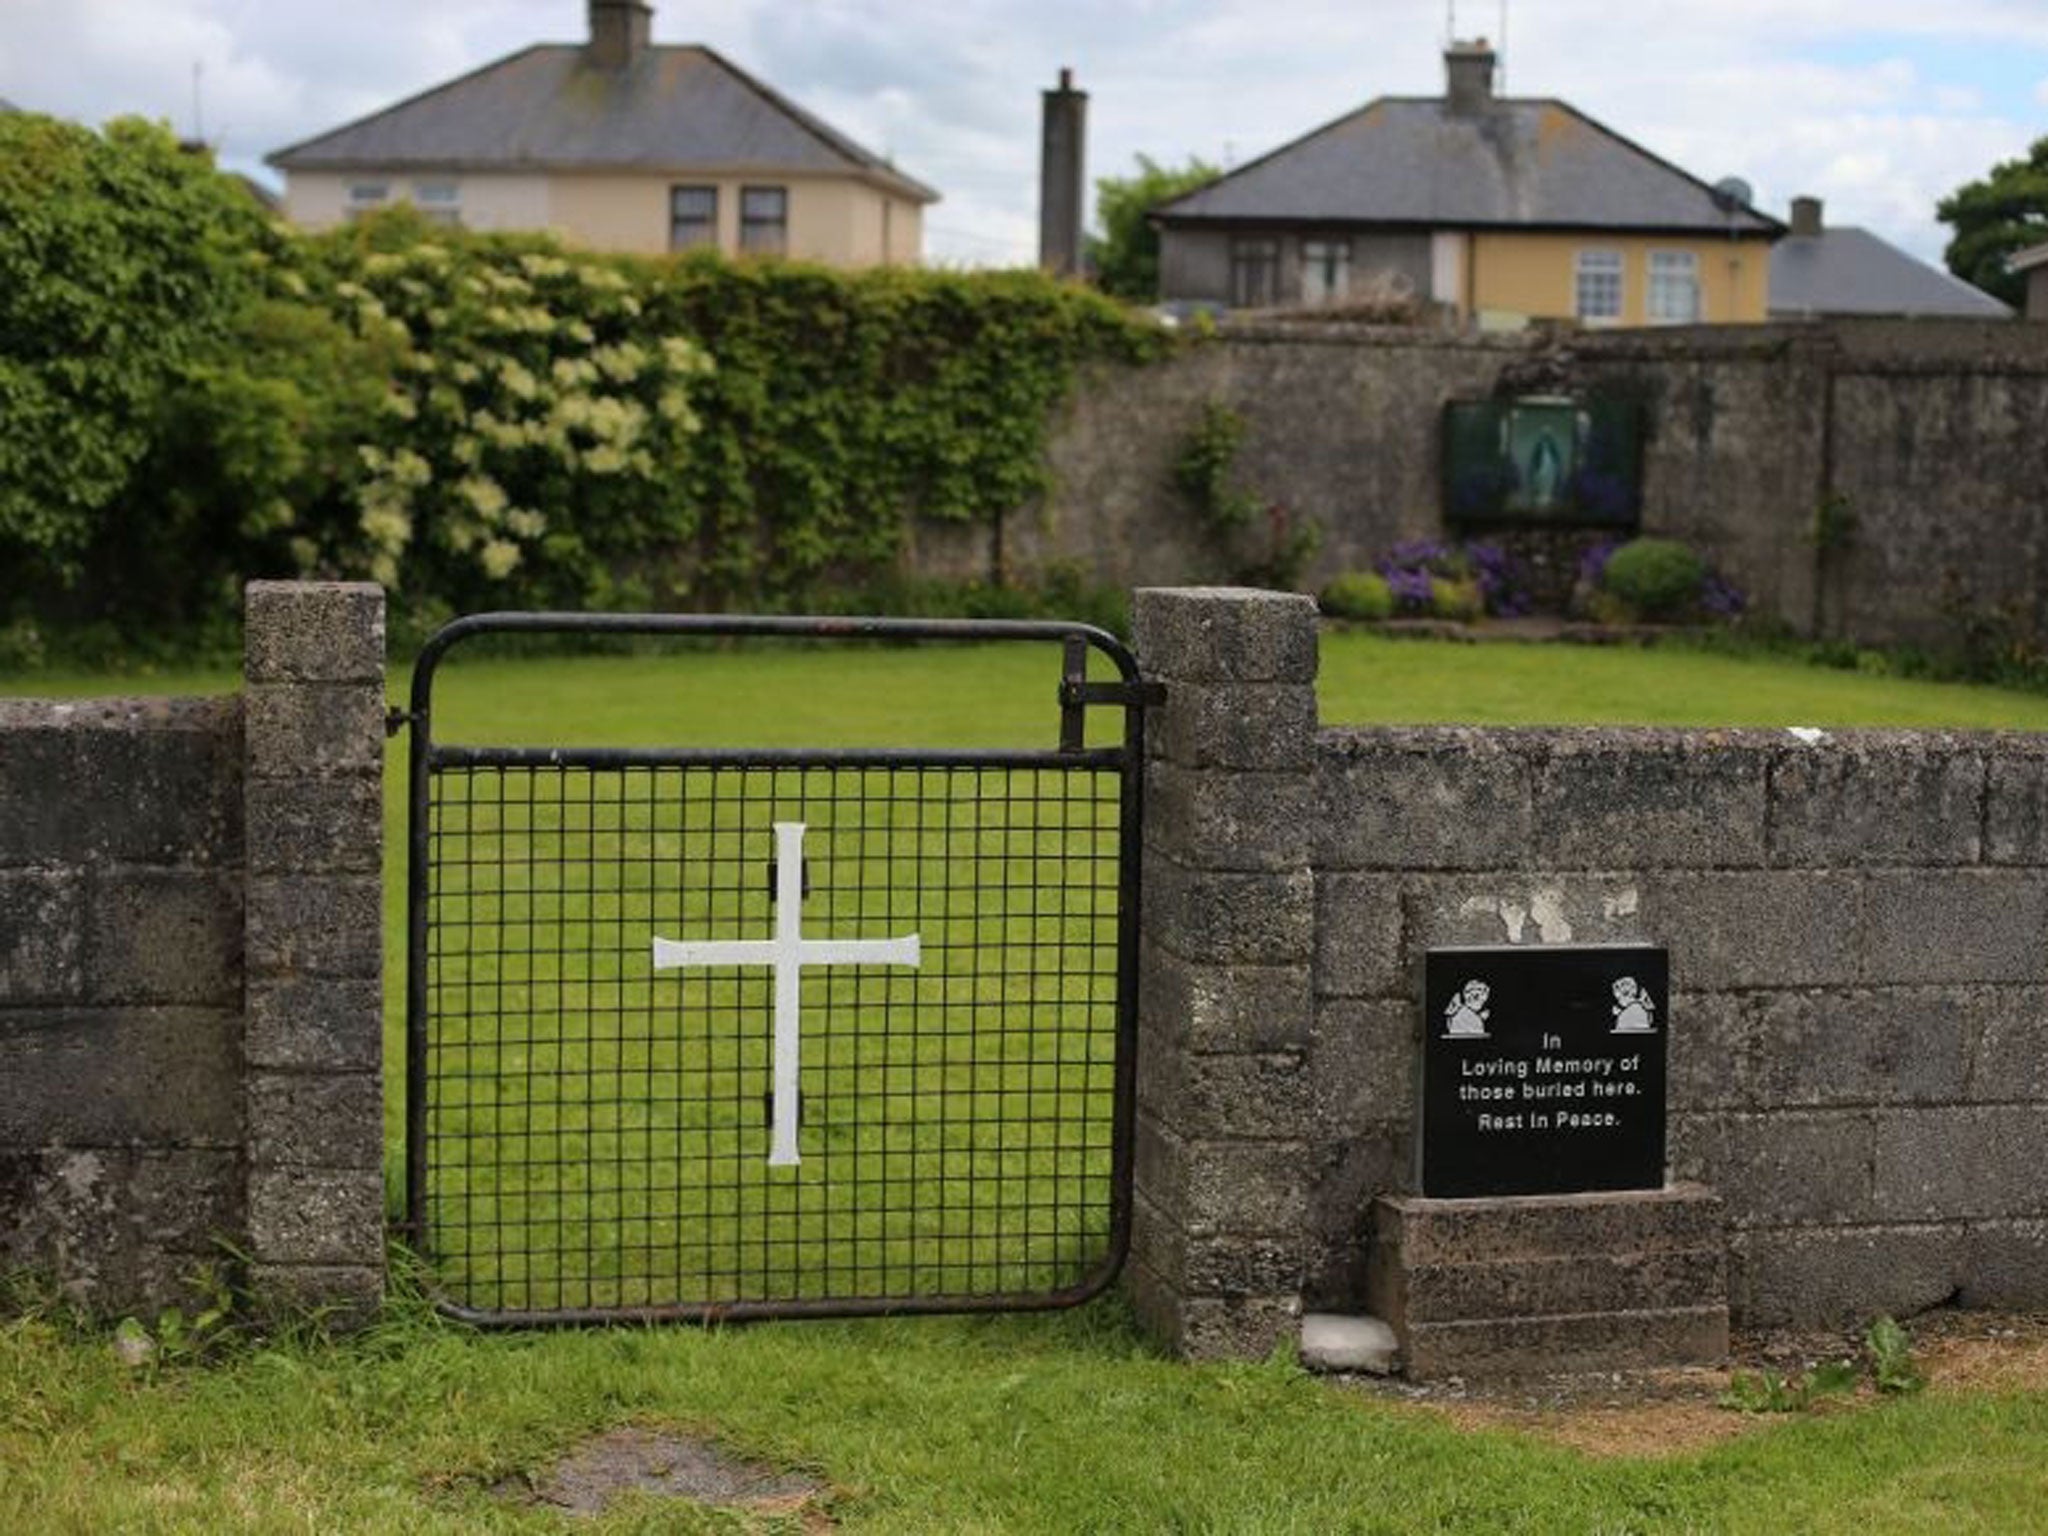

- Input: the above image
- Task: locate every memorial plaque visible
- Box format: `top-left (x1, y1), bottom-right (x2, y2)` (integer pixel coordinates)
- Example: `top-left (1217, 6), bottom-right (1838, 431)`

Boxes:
top-left (1420, 945), bottom-right (1668, 1198)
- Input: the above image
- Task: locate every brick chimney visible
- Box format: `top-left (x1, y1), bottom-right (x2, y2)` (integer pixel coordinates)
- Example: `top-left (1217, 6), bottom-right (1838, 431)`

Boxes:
top-left (588, 0), bottom-right (652, 69)
top-left (1444, 39), bottom-right (1497, 115)
top-left (1790, 196), bottom-right (1824, 238)
top-left (1039, 67), bottom-right (1088, 278)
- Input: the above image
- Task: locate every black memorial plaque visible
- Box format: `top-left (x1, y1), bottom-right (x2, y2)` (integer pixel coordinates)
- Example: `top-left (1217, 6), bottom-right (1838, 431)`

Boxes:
top-left (1420, 946), bottom-right (1668, 1198)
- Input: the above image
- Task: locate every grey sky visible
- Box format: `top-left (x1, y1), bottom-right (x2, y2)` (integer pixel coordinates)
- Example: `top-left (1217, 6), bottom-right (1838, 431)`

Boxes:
top-left (5, 0), bottom-right (2045, 266)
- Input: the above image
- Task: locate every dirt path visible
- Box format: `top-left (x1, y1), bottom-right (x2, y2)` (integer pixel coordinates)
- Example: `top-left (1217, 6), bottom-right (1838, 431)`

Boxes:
top-left (1346, 1309), bottom-right (2048, 1458)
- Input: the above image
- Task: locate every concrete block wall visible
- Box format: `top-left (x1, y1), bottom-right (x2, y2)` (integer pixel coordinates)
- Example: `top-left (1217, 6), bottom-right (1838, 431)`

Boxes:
top-left (0, 582), bottom-right (386, 1319)
top-left (1132, 586), bottom-right (2048, 1357)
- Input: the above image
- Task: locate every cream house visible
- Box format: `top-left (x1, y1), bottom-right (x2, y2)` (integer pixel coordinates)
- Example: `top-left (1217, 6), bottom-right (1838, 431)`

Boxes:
top-left (267, 1), bottom-right (935, 265)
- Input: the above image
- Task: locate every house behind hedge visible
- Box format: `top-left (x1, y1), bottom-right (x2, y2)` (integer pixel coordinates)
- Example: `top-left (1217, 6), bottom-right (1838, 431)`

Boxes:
top-left (267, 0), bottom-right (936, 267)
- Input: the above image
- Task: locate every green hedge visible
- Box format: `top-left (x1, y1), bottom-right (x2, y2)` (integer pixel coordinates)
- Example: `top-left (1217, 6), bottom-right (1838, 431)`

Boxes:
top-left (0, 114), bottom-right (1169, 651)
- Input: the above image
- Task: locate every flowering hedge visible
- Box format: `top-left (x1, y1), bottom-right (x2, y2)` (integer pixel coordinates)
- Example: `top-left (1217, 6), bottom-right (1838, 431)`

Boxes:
top-left (0, 118), bottom-right (1168, 647)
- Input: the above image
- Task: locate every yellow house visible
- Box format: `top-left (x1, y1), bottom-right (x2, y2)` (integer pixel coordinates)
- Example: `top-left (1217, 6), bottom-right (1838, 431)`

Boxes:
top-left (1153, 41), bottom-right (1780, 325)
top-left (267, 1), bottom-right (936, 266)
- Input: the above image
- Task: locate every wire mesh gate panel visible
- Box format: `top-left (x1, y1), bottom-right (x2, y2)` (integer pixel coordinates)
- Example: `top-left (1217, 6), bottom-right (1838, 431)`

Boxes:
top-left (404, 614), bottom-right (1154, 1324)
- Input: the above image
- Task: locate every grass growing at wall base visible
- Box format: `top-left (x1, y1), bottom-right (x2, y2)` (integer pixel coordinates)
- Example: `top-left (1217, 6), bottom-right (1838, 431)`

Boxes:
top-left (4, 1286), bottom-right (2048, 1532)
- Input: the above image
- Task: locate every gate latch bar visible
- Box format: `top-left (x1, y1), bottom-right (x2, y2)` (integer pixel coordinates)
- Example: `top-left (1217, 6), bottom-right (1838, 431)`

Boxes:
top-left (1058, 637), bottom-right (1165, 752)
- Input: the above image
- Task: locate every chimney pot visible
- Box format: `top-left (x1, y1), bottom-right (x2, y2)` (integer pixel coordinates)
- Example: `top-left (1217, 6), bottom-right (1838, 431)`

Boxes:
top-left (1444, 39), bottom-right (1497, 116)
top-left (1790, 196), bottom-right (1823, 238)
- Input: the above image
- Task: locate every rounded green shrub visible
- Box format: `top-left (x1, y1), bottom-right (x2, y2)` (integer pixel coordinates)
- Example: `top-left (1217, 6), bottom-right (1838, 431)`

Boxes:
top-left (1600, 538), bottom-right (1705, 621)
top-left (1319, 571), bottom-right (1394, 621)
top-left (1429, 576), bottom-right (1485, 623)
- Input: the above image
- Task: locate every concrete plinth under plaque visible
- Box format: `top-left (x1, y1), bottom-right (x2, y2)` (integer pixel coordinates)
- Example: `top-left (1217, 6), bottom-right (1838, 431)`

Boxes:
top-left (1364, 1185), bottom-right (1729, 1379)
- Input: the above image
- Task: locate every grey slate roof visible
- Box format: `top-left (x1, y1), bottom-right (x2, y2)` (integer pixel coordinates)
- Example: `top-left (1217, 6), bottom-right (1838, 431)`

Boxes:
top-left (267, 44), bottom-right (936, 203)
top-left (1155, 97), bottom-right (1778, 234)
top-left (1770, 228), bottom-right (2011, 318)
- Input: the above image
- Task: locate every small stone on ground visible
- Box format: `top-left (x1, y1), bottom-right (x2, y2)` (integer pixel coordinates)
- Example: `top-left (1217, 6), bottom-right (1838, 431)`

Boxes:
top-left (1301, 1312), bottom-right (1399, 1375)
top-left (499, 1426), bottom-right (829, 1521)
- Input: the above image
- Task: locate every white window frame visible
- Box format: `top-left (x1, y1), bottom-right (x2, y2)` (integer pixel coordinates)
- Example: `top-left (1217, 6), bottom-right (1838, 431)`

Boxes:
top-left (1646, 249), bottom-right (1702, 325)
top-left (669, 185), bottom-right (719, 252)
top-left (345, 182), bottom-right (389, 220)
top-left (739, 185), bottom-right (788, 256)
top-left (410, 179), bottom-right (461, 228)
top-left (1575, 248), bottom-right (1624, 325)
top-left (1301, 238), bottom-right (1351, 306)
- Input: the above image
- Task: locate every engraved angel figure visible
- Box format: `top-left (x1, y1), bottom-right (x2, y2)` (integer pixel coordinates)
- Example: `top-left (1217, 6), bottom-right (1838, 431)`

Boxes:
top-left (1444, 979), bottom-right (1491, 1038)
top-left (1611, 975), bottom-right (1657, 1033)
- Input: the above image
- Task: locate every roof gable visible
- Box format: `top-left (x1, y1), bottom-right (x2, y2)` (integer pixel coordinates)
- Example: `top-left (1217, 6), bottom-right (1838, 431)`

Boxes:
top-left (267, 44), bottom-right (936, 203)
top-left (1155, 97), bottom-right (1778, 235)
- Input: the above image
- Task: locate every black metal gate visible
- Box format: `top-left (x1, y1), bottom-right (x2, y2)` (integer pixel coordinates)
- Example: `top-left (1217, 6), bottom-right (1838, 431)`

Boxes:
top-left (403, 614), bottom-right (1156, 1324)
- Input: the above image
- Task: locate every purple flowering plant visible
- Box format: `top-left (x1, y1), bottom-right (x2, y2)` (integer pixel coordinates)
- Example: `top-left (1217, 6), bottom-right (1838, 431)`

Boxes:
top-left (1374, 538), bottom-right (1532, 618)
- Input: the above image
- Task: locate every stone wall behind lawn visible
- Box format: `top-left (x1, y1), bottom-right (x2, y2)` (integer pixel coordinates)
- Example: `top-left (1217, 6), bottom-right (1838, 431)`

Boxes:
top-left (940, 319), bottom-right (2048, 649)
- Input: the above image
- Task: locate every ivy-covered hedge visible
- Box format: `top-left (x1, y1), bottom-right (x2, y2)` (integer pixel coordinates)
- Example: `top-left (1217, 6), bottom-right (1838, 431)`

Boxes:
top-left (0, 114), bottom-right (1168, 652)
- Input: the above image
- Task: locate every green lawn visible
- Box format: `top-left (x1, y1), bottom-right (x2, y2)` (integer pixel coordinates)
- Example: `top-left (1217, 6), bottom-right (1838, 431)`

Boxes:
top-left (6, 633), bottom-right (2048, 1532)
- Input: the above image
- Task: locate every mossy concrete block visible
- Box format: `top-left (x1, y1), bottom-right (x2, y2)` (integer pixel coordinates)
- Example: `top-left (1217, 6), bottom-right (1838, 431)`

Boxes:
top-left (0, 870), bottom-right (83, 1002)
top-left (1315, 730), bottom-right (1534, 871)
top-left (1747, 987), bottom-right (1975, 1107)
top-left (84, 870), bottom-right (240, 1006)
top-left (1873, 1106), bottom-right (2048, 1222)
top-left (244, 582), bottom-right (385, 684)
top-left (1730, 1224), bottom-right (1962, 1328)
top-left (244, 684), bottom-right (384, 779)
top-left (244, 977), bottom-right (382, 1072)
top-left (1533, 733), bottom-right (1769, 869)
top-left (1144, 762), bottom-right (1312, 870)
top-left (1312, 873), bottom-right (1404, 998)
top-left (0, 1008), bottom-right (239, 1145)
top-left (1149, 680), bottom-right (1317, 771)
top-left (245, 875), bottom-right (381, 979)
top-left (246, 1166), bottom-right (384, 1269)
top-left (0, 698), bottom-right (242, 868)
top-left (1771, 736), bottom-right (1983, 866)
top-left (247, 1072), bottom-right (382, 1170)
top-left (246, 777), bottom-right (382, 875)
top-left (1133, 587), bottom-right (1319, 684)
top-left (1139, 940), bottom-right (1313, 1055)
top-left (1143, 853), bottom-right (1314, 966)
top-left (1861, 870), bottom-right (2048, 984)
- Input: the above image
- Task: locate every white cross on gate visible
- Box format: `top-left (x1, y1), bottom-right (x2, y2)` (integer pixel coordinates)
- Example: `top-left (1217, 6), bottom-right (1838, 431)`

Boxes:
top-left (651, 821), bottom-right (921, 1167)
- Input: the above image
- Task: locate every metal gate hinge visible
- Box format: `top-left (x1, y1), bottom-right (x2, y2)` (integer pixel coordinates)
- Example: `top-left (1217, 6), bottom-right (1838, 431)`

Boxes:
top-left (385, 707), bottom-right (417, 738)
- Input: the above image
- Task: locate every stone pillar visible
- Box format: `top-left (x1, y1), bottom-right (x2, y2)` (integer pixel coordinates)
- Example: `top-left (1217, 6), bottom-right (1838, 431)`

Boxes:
top-left (1128, 587), bottom-right (1321, 1358)
top-left (240, 581), bottom-right (386, 1322)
